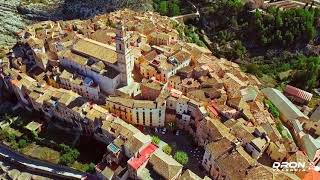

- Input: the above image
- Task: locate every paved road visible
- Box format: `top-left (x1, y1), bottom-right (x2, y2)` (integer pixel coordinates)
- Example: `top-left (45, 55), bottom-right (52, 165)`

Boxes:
top-left (0, 144), bottom-right (86, 179)
top-left (171, 1), bottom-right (200, 21)
top-left (0, 157), bottom-right (54, 179)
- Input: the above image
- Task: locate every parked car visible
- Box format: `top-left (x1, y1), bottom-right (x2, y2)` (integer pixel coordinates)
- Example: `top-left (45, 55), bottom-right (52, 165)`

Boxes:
top-left (162, 128), bottom-right (167, 134)
top-left (176, 130), bottom-right (180, 136)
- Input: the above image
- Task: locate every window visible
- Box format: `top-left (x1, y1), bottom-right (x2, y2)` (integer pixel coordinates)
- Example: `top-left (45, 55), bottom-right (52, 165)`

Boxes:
top-left (136, 112), bottom-right (139, 124)
top-left (143, 111), bottom-right (145, 125)
top-left (150, 111), bottom-right (153, 126)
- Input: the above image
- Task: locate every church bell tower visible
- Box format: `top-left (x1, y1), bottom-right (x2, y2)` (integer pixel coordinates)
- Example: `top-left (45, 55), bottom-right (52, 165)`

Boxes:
top-left (116, 22), bottom-right (134, 86)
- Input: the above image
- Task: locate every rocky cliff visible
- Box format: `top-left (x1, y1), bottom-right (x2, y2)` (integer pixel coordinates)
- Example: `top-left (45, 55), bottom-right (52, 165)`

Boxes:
top-left (0, 0), bottom-right (31, 49)
top-left (0, 0), bottom-right (153, 50)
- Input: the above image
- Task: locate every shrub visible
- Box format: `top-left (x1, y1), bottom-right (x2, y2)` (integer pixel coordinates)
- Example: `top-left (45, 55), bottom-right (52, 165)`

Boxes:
top-left (58, 143), bottom-right (80, 165)
top-left (59, 143), bottom-right (72, 153)
top-left (6, 133), bottom-right (16, 142)
top-left (86, 163), bottom-right (95, 173)
top-left (174, 151), bottom-right (188, 165)
top-left (69, 149), bottom-right (80, 160)
top-left (162, 145), bottom-right (172, 155)
top-left (246, 64), bottom-right (262, 77)
top-left (151, 135), bottom-right (160, 145)
top-left (0, 130), bottom-right (6, 141)
top-left (10, 140), bottom-right (19, 151)
top-left (18, 139), bottom-right (28, 149)
top-left (264, 99), bottom-right (280, 118)
top-left (72, 162), bottom-right (96, 173)
top-left (60, 153), bottom-right (74, 165)
top-left (30, 130), bottom-right (38, 141)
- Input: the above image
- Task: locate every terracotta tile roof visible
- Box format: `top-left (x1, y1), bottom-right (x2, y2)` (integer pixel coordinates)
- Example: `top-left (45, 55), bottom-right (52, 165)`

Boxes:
top-left (60, 50), bottom-right (88, 65)
top-left (144, 50), bottom-right (158, 62)
top-left (149, 149), bottom-right (183, 180)
top-left (245, 165), bottom-right (299, 180)
top-left (178, 169), bottom-right (203, 180)
top-left (216, 147), bottom-right (256, 180)
top-left (171, 50), bottom-right (191, 64)
top-left (285, 85), bottom-right (313, 102)
top-left (230, 122), bottom-right (255, 144)
top-left (72, 38), bottom-right (117, 64)
top-left (206, 137), bottom-right (235, 159)
top-left (302, 170), bottom-right (320, 180)
top-left (149, 31), bottom-right (170, 41)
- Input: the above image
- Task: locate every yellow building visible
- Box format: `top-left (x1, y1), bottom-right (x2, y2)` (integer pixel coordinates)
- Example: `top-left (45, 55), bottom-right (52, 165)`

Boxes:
top-left (105, 97), bottom-right (133, 123)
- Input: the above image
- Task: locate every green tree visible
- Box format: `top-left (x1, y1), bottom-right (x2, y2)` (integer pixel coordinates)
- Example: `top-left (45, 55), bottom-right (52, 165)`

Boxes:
top-left (6, 133), bottom-right (16, 142)
top-left (291, 56), bottom-right (320, 90)
top-left (58, 143), bottom-right (80, 165)
top-left (153, 0), bottom-right (161, 11)
top-left (30, 130), bottom-right (38, 141)
top-left (233, 40), bottom-right (246, 59)
top-left (172, 0), bottom-right (180, 4)
top-left (162, 145), bottom-right (172, 155)
top-left (69, 149), bottom-right (80, 160)
top-left (59, 149), bottom-right (79, 165)
top-left (260, 35), bottom-right (268, 45)
top-left (86, 163), bottom-right (95, 173)
top-left (284, 32), bottom-right (294, 44)
top-left (264, 99), bottom-right (280, 118)
top-left (60, 153), bottom-right (74, 165)
top-left (275, 13), bottom-right (283, 27)
top-left (59, 143), bottom-right (72, 153)
top-left (306, 23), bottom-right (316, 41)
top-left (151, 135), bottom-right (160, 145)
top-left (10, 140), bottom-right (19, 151)
top-left (171, 3), bottom-right (180, 16)
top-left (159, 1), bottom-right (169, 15)
top-left (18, 139), bottom-right (28, 149)
top-left (174, 151), bottom-right (188, 165)
top-left (0, 130), bottom-right (6, 141)
top-left (246, 64), bottom-right (262, 77)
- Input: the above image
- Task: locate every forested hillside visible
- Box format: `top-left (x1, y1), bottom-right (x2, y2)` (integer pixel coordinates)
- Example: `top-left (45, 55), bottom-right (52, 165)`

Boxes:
top-left (190, 0), bottom-right (320, 91)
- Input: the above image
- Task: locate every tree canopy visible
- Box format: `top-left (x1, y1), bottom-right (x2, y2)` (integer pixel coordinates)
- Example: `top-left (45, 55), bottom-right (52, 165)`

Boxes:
top-left (153, 0), bottom-right (181, 16)
top-left (174, 151), bottom-right (188, 165)
top-left (204, 0), bottom-right (320, 60)
top-left (59, 143), bottom-right (80, 165)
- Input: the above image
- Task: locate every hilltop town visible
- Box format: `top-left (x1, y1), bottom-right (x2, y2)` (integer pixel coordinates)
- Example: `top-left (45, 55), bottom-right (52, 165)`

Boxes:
top-left (0, 8), bottom-right (319, 180)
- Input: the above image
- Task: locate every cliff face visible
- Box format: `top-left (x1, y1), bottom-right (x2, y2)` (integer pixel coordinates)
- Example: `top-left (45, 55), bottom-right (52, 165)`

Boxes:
top-left (18, 0), bottom-right (154, 20)
top-left (60, 0), bottom-right (154, 19)
top-left (0, 0), bottom-right (30, 48)
top-left (0, 0), bottom-right (153, 49)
